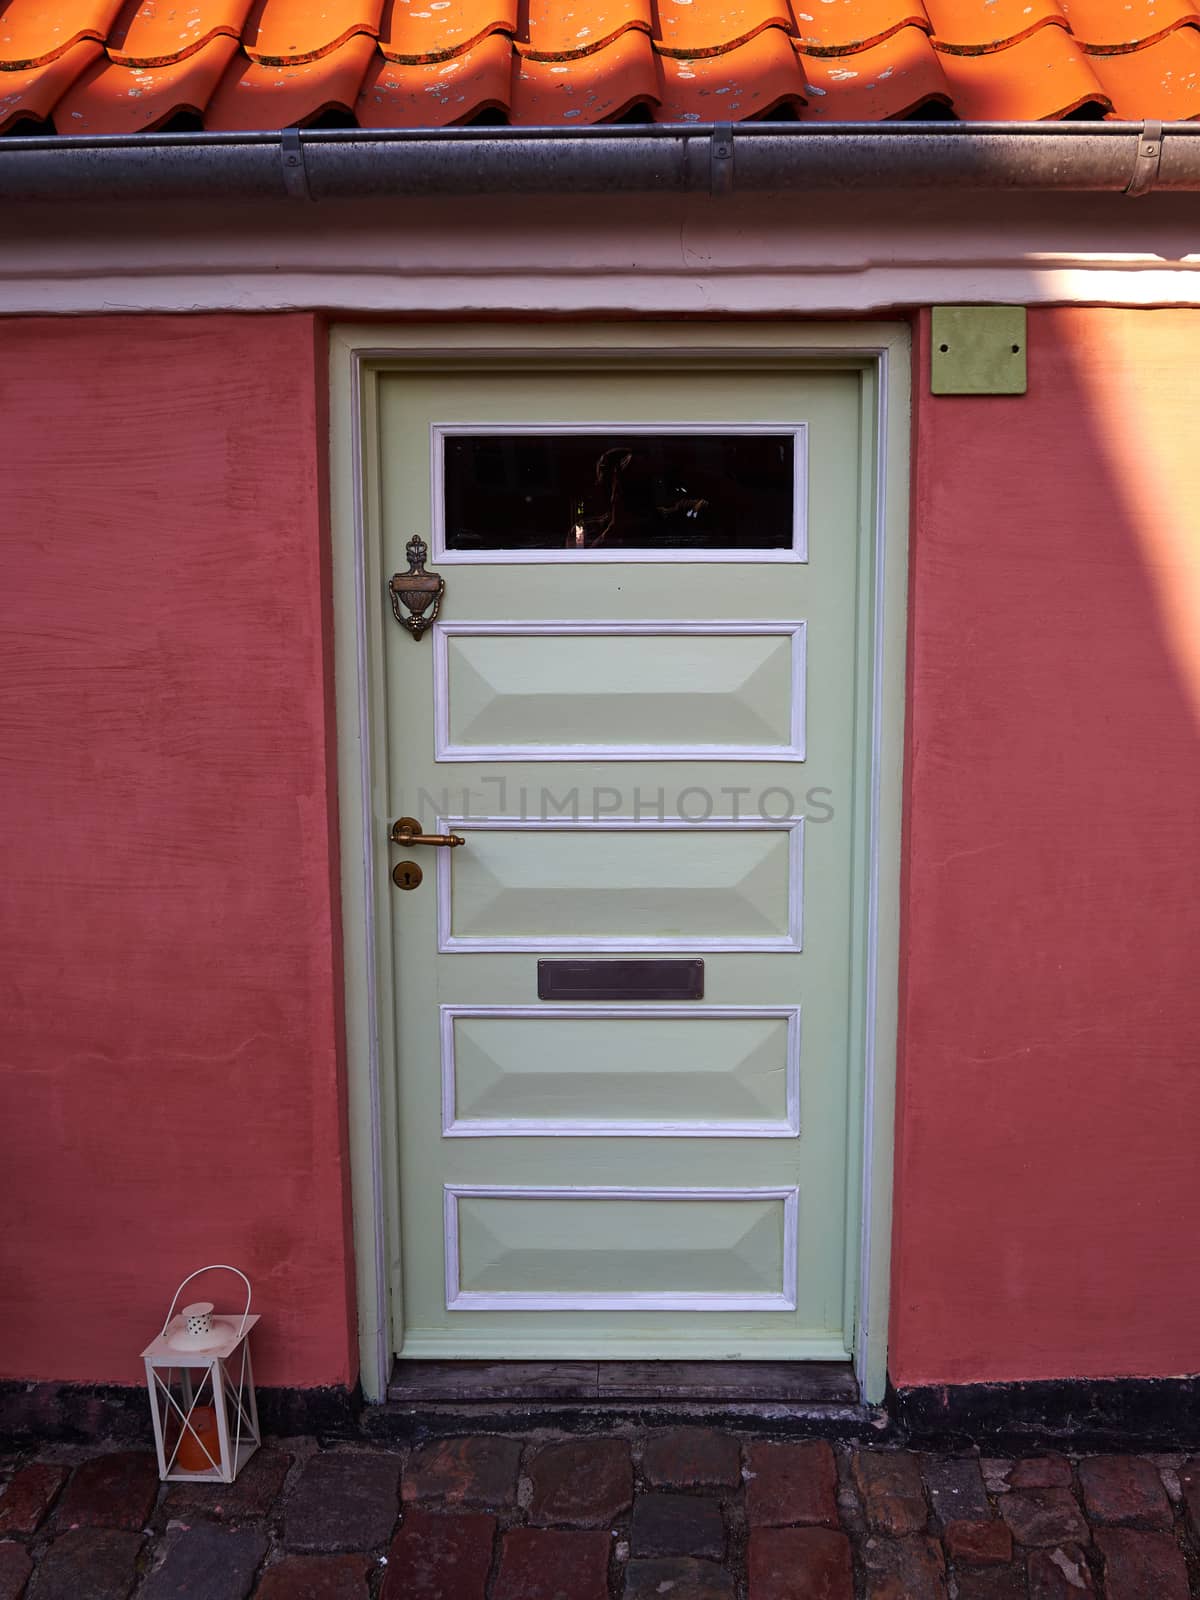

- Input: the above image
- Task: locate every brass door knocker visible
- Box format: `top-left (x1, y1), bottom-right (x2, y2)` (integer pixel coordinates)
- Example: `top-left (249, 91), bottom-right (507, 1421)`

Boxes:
top-left (389, 537), bottom-right (445, 641)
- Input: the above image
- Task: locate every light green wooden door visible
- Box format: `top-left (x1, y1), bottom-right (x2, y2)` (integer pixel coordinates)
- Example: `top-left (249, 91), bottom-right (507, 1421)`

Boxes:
top-left (379, 361), bottom-right (866, 1360)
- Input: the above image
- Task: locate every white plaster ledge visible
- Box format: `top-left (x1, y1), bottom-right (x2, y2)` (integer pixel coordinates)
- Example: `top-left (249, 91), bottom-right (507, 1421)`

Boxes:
top-left (4, 190), bottom-right (1200, 315)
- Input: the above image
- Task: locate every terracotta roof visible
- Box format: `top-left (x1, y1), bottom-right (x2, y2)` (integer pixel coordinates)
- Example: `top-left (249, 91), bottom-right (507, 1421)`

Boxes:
top-left (4, 0), bottom-right (1200, 135)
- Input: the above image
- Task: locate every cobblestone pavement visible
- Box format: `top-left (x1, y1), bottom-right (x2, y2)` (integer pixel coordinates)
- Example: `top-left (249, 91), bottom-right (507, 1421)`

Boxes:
top-left (3, 1431), bottom-right (1200, 1598)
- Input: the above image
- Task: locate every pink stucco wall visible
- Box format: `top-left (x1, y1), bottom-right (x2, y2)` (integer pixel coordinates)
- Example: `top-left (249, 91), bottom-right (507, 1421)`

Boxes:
top-left (0, 314), bottom-right (357, 1390)
top-left (890, 307), bottom-right (1200, 1385)
top-left (4, 306), bottom-right (1199, 1395)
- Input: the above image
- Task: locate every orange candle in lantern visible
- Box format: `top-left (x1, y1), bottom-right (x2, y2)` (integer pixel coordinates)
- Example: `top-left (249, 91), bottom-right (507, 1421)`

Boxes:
top-left (176, 1405), bottom-right (221, 1472)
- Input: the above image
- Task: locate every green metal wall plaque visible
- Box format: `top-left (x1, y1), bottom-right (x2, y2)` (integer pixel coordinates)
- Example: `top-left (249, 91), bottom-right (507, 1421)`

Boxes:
top-left (931, 306), bottom-right (1027, 395)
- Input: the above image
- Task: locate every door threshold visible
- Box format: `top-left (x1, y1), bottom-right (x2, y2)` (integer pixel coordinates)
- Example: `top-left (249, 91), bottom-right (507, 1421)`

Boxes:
top-left (387, 1359), bottom-right (859, 1406)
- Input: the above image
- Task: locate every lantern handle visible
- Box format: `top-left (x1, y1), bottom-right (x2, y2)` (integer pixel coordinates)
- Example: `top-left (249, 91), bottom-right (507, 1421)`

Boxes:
top-left (161, 1264), bottom-right (253, 1341)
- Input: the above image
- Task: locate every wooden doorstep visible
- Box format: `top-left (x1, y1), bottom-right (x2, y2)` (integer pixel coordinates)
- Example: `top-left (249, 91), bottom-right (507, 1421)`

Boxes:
top-left (387, 1359), bottom-right (858, 1405)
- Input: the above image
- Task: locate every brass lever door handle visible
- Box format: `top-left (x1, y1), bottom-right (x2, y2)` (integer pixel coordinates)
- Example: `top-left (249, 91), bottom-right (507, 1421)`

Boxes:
top-left (389, 817), bottom-right (466, 848)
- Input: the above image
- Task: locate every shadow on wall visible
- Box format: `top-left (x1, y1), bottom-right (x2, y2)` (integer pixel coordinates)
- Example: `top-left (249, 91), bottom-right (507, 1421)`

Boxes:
top-left (890, 304), bottom-right (1200, 1388)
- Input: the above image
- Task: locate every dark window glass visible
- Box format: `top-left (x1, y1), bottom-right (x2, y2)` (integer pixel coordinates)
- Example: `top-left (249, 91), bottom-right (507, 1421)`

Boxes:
top-left (443, 432), bottom-right (795, 552)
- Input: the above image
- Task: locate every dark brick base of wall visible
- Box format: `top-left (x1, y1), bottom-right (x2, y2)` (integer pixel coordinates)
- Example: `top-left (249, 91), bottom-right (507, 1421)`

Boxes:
top-left (0, 1381), bottom-right (362, 1446)
top-left (890, 1376), bottom-right (1200, 1452)
top-left (5, 1375), bottom-right (1200, 1451)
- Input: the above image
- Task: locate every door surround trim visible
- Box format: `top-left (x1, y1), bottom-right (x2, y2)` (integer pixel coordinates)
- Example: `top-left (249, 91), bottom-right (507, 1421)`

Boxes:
top-left (329, 322), bottom-right (911, 1404)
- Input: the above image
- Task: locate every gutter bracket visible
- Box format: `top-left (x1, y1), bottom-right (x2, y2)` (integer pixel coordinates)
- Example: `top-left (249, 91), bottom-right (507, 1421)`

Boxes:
top-left (710, 123), bottom-right (734, 196)
top-left (1125, 119), bottom-right (1163, 197)
top-left (281, 127), bottom-right (311, 200)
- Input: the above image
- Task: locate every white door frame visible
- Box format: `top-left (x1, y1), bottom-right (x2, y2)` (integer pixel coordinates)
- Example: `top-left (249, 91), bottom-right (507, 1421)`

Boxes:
top-left (328, 322), bottom-right (910, 1404)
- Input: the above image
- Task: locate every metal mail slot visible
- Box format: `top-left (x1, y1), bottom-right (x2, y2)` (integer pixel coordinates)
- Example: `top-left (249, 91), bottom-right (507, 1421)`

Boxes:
top-left (537, 959), bottom-right (704, 1002)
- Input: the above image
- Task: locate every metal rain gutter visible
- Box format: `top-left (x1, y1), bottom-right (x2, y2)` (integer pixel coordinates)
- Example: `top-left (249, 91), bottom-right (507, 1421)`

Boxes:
top-left (0, 118), bottom-right (1194, 202)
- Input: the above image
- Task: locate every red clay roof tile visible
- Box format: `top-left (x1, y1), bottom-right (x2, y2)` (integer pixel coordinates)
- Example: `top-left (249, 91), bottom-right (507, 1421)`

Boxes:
top-left (789, 0), bottom-right (928, 57)
top-left (798, 24), bottom-right (950, 119)
top-left (2, 0), bottom-right (1200, 134)
top-left (0, 35), bottom-right (100, 122)
top-left (652, 0), bottom-right (792, 58)
top-left (377, 0), bottom-right (514, 62)
top-left (511, 25), bottom-right (657, 121)
top-left (655, 24), bottom-right (803, 119)
top-left (938, 23), bottom-right (1109, 118)
top-left (520, 0), bottom-right (651, 59)
top-left (56, 31), bottom-right (236, 125)
top-left (205, 26), bottom-right (372, 122)
top-left (242, 0), bottom-right (384, 63)
top-left (1092, 26), bottom-right (1200, 116)
top-left (1, 0), bottom-right (125, 66)
top-left (921, 0), bottom-right (1067, 55)
top-left (106, 0), bottom-right (253, 66)
top-left (358, 29), bottom-right (507, 120)
top-left (1059, 0), bottom-right (1200, 52)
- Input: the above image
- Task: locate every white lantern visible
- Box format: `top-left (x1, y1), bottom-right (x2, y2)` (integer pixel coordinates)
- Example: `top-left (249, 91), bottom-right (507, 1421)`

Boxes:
top-left (142, 1264), bottom-right (261, 1484)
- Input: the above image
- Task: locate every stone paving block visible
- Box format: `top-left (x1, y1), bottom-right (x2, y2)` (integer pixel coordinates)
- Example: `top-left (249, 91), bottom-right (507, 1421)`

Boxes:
top-left (141, 1524), bottom-right (268, 1600)
top-left (997, 1488), bottom-right (1089, 1547)
top-left (492, 1528), bottom-right (610, 1600)
top-left (862, 1534), bottom-right (947, 1599)
top-left (748, 1526), bottom-right (853, 1600)
top-left (945, 1518), bottom-right (1012, 1565)
top-left (624, 1556), bottom-right (735, 1599)
top-left (1094, 1526), bottom-right (1190, 1600)
top-left (28, 1528), bottom-right (143, 1600)
top-left (745, 1441), bottom-right (839, 1528)
top-left (283, 1452), bottom-right (401, 1553)
top-left (381, 1512), bottom-right (495, 1600)
top-left (526, 1439), bottom-right (632, 1528)
top-left (980, 1461), bottom-right (1013, 1494)
top-left (0, 1542), bottom-right (32, 1600)
top-left (164, 1448), bottom-right (291, 1524)
top-left (642, 1429), bottom-right (741, 1490)
top-left (1076, 1455), bottom-right (1171, 1528)
top-left (255, 1555), bottom-right (371, 1600)
top-left (1027, 1544), bottom-right (1097, 1598)
top-left (954, 1566), bottom-right (1026, 1600)
top-left (1179, 1456), bottom-right (1200, 1536)
top-left (0, 1464), bottom-right (67, 1535)
top-left (55, 1451), bottom-right (158, 1531)
top-left (852, 1451), bottom-right (927, 1535)
top-left (630, 1492), bottom-right (724, 1559)
top-left (1010, 1458), bottom-right (1073, 1489)
top-left (920, 1455), bottom-right (989, 1524)
top-left (402, 1437), bottom-right (521, 1509)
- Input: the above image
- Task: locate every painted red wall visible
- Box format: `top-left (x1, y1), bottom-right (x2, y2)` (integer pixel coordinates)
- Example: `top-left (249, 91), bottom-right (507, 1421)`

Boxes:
top-left (891, 307), bottom-right (1200, 1385)
top-left (0, 314), bottom-right (356, 1389)
top-left (5, 305), bottom-right (1198, 1395)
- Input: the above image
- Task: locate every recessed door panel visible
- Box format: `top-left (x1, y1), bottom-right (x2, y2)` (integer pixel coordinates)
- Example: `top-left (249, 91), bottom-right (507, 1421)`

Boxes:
top-left (436, 623), bottom-right (804, 759)
top-left (443, 1006), bottom-right (800, 1136)
top-left (441, 822), bottom-right (802, 950)
top-left (447, 1188), bottom-right (798, 1309)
